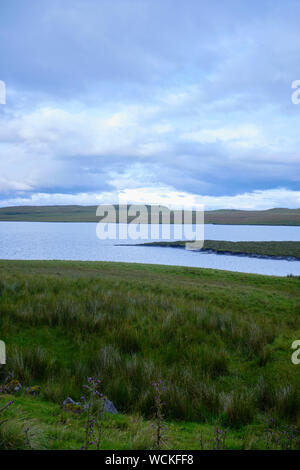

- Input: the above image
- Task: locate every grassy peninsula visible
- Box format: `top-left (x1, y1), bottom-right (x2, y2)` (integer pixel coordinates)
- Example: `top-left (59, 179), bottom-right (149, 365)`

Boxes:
top-left (140, 240), bottom-right (300, 260)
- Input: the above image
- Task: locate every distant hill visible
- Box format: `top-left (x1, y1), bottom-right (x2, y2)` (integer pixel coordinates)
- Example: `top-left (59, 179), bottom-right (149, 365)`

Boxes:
top-left (204, 208), bottom-right (300, 225)
top-left (0, 205), bottom-right (300, 225)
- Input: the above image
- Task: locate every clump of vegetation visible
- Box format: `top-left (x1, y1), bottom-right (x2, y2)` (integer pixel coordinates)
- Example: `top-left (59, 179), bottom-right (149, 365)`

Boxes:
top-left (142, 240), bottom-right (300, 260)
top-left (263, 417), bottom-right (300, 450)
top-left (220, 390), bottom-right (255, 428)
top-left (0, 399), bottom-right (43, 450)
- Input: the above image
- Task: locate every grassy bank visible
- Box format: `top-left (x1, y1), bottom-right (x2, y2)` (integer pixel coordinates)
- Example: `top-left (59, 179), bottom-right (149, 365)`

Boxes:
top-left (1, 205), bottom-right (300, 225)
top-left (141, 240), bottom-right (300, 260)
top-left (1, 260), bottom-right (300, 449)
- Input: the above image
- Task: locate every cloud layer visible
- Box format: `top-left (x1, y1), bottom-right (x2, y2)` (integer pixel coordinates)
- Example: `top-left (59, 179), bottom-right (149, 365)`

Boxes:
top-left (1, 0), bottom-right (300, 209)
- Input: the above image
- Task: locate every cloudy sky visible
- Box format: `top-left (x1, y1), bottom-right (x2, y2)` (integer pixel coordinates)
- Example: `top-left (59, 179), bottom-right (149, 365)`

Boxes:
top-left (1, 0), bottom-right (300, 209)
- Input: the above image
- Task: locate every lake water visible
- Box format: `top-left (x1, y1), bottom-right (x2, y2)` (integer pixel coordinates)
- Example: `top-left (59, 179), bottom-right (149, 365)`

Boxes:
top-left (0, 221), bottom-right (300, 276)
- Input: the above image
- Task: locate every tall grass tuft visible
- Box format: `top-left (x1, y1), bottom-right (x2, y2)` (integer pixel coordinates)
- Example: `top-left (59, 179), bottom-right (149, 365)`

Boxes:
top-left (220, 390), bottom-right (255, 428)
top-left (6, 346), bottom-right (58, 384)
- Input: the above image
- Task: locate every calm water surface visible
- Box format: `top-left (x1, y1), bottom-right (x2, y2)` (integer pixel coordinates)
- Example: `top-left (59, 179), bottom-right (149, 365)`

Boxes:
top-left (0, 222), bottom-right (300, 276)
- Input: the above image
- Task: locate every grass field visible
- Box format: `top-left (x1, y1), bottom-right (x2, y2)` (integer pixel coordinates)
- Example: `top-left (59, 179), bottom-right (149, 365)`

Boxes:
top-left (0, 260), bottom-right (300, 450)
top-left (142, 240), bottom-right (300, 260)
top-left (1, 205), bottom-right (300, 225)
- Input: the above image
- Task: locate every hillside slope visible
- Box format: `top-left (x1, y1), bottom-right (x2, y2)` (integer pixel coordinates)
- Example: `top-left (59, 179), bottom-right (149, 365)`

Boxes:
top-left (1, 205), bottom-right (300, 225)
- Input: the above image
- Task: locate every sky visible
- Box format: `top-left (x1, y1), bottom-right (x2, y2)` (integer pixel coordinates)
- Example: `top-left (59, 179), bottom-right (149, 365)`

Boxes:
top-left (1, 0), bottom-right (300, 210)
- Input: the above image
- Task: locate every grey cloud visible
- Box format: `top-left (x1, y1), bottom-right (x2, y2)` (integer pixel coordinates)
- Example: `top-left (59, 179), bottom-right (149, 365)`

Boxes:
top-left (1, 0), bottom-right (300, 207)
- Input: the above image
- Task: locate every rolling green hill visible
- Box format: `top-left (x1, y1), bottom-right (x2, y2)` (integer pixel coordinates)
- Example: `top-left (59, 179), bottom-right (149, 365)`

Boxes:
top-left (0, 205), bottom-right (300, 225)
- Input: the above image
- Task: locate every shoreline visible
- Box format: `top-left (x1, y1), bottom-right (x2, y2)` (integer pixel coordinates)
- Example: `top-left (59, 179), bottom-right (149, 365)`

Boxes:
top-left (1, 220), bottom-right (300, 227)
top-left (125, 241), bottom-right (300, 262)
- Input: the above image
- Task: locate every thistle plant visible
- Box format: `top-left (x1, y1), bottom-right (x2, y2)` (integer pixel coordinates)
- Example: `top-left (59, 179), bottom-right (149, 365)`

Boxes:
top-left (81, 377), bottom-right (106, 450)
top-left (198, 430), bottom-right (205, 450)
top-left (264, 416), bottom-right (276, 449)
top-left (152, 380), bottom-right (168, 449)
top-left (24, 426), bottom-right (35, 450)
top-left (212, 427), bottom-right (228, 450)
top-left (0, 401), bottom-right (13, 429)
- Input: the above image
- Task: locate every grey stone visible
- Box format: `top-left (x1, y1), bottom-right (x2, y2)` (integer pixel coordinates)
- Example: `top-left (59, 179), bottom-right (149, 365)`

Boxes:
top-left (62, 397), bottom-right (118, 414)
top-left (104, 399), bottom-right (118, 414)
top-left (63, 397), bottom-right (81, 406)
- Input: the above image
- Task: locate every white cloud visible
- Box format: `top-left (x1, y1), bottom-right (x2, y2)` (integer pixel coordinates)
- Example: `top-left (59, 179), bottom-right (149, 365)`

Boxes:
top-left (196, 188), bottom-right (300, 210)
top-left (182, 125), bottom-right (261, 146)
top-left (120, 187), bottom-right (300, 210)
top-left (1, 187), bottom-right (300, 211)
top-left (161, 91), bottom-right (190, 106)
top-left (2, 0), bottom-right (300, 210)
top-left (0, 177), bottom-right (32, 192)
top-left (0, 191), bottom-right (117, 207)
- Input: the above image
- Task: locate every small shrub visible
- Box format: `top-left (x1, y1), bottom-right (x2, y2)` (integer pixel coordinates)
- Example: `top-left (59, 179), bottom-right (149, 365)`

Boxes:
top-left (115, 326), bottom-right (141, 354)
top-left (255, 376), bottom-right (276, 411)
top-left (274, 385), bottom-right (300, 420)
top-left (0, 403), bottom-right (42, 450)
top-left (220, 390), bottom-right (255, 428)
top-left (7, 346), bottom-right (57, 383)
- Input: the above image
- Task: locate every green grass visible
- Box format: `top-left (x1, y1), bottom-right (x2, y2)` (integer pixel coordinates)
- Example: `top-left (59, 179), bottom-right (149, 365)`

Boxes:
top-left (142, 240), bottom-right (300, 260)
top-left (0, 260), bottom-right (300, 449)
top-left (1, 205), bottom-right (300, 225)
top-left (0, 394), bottom-right (270, 450)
